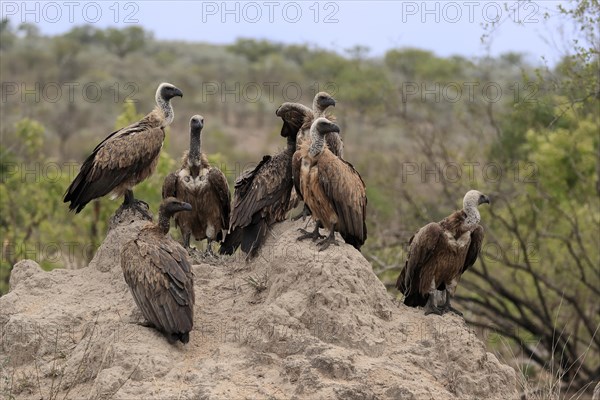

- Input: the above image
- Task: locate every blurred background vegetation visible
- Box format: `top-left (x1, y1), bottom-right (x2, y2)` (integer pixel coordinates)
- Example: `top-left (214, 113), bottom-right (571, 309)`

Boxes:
top-left (0, 0), bottom-right (598, 397)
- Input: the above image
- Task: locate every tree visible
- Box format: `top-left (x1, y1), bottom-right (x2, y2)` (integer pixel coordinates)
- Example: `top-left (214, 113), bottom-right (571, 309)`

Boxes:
top-left (97, 26), bottom-right (151, 59)
top-left (454, 0), bottom-right (600, 393)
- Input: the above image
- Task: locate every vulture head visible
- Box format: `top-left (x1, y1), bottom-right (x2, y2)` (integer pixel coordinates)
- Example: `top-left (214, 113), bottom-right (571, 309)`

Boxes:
top-left (463, 190), bottom-right (490, 209)
top-left (190, 115), bottom-right (204, 131)
top-left (276, 102), bottom-right (312, 137)
top-left (157, 82), bottom-right (184, 102)
top-left (312, 117), bottom-right (341, 138)
top-left (160, 197), bottom-right (193, 219)
top-left (313, 92), bottom-right (336, 114)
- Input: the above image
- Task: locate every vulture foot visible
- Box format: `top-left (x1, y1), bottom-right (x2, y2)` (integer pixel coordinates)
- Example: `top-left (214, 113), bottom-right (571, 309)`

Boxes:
top-left (442, 305), bottom-right (463, 316)
top-left (317, 236), bottom-right (339, 251)
top-left (440, 292), bottom-right (463, 316)
top-left (424, 305), bottom-right (443, 316)
top-left (122, 191), bottom-right (152, 220)
top-left (128, 201), bottom-right (153, 220)
top-left (203, 243), bottom-right (218, 260)
top-left (316, 230), bottom-right (339, 251)
top-left (424, 295), bottom-right (443, 315)
top-left (297, 226), bottom-right (325, 242)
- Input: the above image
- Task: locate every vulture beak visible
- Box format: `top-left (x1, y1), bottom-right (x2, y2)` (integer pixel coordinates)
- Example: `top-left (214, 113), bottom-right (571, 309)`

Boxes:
top-left (173, 87), bottom-right (183, 98)
top-left (326, 98), bottom-right (336, 108)
top-left (479, 195), bottom-right (490, 205)
top-left (328, 123), bottom-right (341, 134)
top-left (180, 202), bottom-right (193, 211)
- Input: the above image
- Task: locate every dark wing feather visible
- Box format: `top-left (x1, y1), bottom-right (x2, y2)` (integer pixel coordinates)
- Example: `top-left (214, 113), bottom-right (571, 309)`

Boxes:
top-left (221, 152), bottom-right (293, 256)
top-left (318, 151), bottom-right (367, 249)
top-left (292, 150), bottom-right (303, 200)
top-left (229, 153), bottom-right (292, 229)
top-left (461, 225), bottom-right (484, 274)
top-left (64, 120), bottom-right (164, 212)
top-left (397, 223), bottom-right (444, 306)
top-left (121, 232), bottom-right (195, 342)
top-left (207, 167), bottom-right (231, 237)
top-left (162, 172), bottom-right (179, 199)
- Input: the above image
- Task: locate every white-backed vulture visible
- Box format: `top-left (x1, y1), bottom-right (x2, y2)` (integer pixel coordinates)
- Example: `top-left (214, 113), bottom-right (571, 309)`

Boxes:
top-left (162, 115), bottom-right (231, 255)
top-left (395, 190), bottom-right (490, 316)
top-left (291, 92), bottom-right (342, 220)
top-left (64, 83), bottom-right (183, 215)
top-left (297, 117), bottom-right (367, 251)
top-left (121, 197), bottom-right (195, 343)
top-left (219, 103), bottom-right (309, 258)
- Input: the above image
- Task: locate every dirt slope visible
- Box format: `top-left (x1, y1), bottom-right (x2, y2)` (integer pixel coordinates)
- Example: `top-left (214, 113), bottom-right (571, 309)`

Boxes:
top-left (0, 208), bottom-right (517, 399)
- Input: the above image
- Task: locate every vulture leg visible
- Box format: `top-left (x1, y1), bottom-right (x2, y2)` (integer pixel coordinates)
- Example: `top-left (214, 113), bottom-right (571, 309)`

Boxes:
top-left (316, 228), bottom-right (340, 251)
top-left (205, 240), bottom-right (216, 258)
top-left (123, 189), bottom-right (152, 219)
top-left (440, 287), bottom-right (463, 316)
top-left (424, 280), bottom-right (443, 316)
top-left (183, 233), bottom-right (191, 249)
top-left (297, 221), bottom-right (325, 242)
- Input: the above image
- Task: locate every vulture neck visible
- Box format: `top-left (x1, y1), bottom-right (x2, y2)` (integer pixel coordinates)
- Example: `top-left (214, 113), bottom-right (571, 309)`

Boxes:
top-left (156, 94), bottom-right (174, 127)
top-left (286, 134), bottom-right (296, 152)
top-left (313, 100), bottom-right (326, 118)
top-left (188, 128), bottom-right (202, 167)
top-left (463, 201), bottom-right (481, 227)
top-left (308, 128), bottom-right (325, 158)
top-left (157, 211), bottom-right (172, 235)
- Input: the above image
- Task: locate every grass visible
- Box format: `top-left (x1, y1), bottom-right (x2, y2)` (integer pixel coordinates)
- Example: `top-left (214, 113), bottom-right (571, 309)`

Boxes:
top-left (244, 271), bottom-right (269, 293)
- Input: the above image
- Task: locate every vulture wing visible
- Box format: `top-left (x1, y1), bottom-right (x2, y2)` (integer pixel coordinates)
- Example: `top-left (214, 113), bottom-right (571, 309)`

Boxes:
top-left (64, 120), bottom-right (164, 212)
top-left (397, 223), bottom-right (444, 306)
top-left (221, 153), bottom-right (292, 256)
top-left (292, 150), bottom-right (303, 200)
top-left (317, 151), bottom-right (367, 249)
top-left (162, 171), bottom-right (179, 199)
top-left (461, 225), bottom-right (484, 274)
top-left (207, 167), bottom-right (231, 237)
top-left (121, 233), bottom-right (194, 342)
top-left (229, 154), bottom-right (291, 229)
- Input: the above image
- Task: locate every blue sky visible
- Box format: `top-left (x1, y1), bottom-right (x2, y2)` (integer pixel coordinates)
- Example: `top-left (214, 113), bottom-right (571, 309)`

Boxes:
top-left (2, 1), bottom-right (579, 64)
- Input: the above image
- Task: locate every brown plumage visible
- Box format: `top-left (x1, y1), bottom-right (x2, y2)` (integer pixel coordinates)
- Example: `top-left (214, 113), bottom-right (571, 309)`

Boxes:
top-left (162, 115), bottom-right (230, 254)
top-left (297, 118), bottom-right (367, 251)
top-left (121, 197), bottom-right (195, 343)
top-left (219, 104), bottom-right (306, 258)
top-left (292, 92), bottom-right (343, 210)
top-left (395, 190), bottom-right (489, 316)
top-left (64, 83), bottom-right (183, 214)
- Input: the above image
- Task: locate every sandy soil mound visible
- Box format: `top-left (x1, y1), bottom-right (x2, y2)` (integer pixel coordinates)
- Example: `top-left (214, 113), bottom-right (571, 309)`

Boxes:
top-left (1, 208), bottom-right (517, 399)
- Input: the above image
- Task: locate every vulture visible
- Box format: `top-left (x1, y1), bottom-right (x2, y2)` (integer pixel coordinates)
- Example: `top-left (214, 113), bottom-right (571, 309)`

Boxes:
top-left (64, 82), bottom-right (183, 215)
top-left (219, 102), bottom-right (309, 258)
top-left (292, 92), bottom-right (342, 220)
top-left (395, 190), bottom-right (490, 316)
top-left (162, 115), bottom-right (231, 255)
top-left (121, 197), bottom-right (195, 343)
top-left (297, 118), bottom-right (367, 251)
